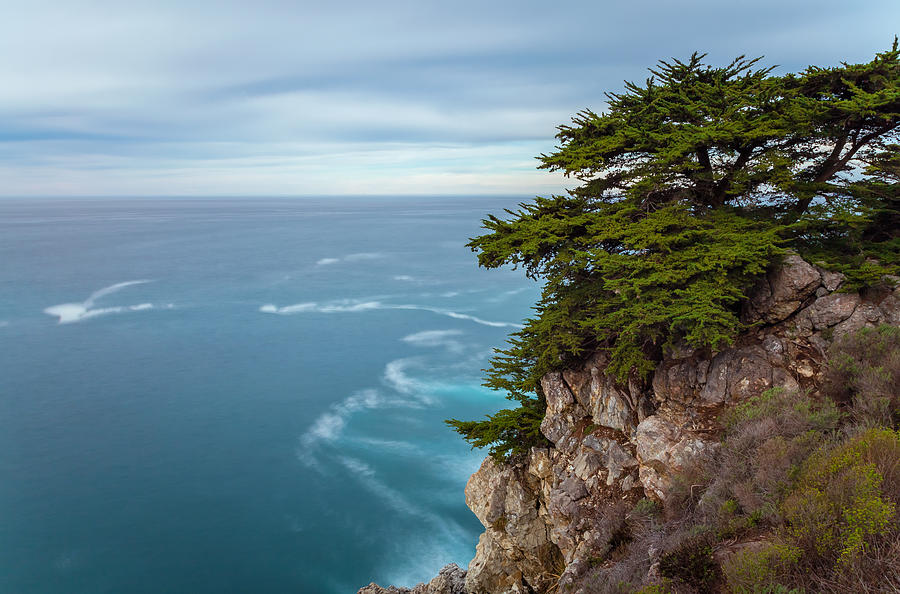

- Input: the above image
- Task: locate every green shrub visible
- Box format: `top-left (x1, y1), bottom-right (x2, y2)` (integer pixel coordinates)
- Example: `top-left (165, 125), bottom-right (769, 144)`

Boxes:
top-left (689, 389), bottom-right (840, 532)
top-left (822, 324), bottom-right (900, 429)
top-left (783, 428), bottom-right (899, 569)
top-left (725, 388), bottom-right (840, 433)
top-left (446, 397), bottom-right (549, 460)
top-left (580, 327), bottom-right (900, 593)
top-left (631, 498), bottom-right (660, 518)
top-left (658, 537), bottom-right (721, 592)
top-left (722, 543), bottom-right (802, 594)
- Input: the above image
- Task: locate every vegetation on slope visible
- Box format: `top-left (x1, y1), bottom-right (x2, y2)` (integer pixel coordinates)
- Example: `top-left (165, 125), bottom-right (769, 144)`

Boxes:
top-left (579, 325), bottom-right (900, 593)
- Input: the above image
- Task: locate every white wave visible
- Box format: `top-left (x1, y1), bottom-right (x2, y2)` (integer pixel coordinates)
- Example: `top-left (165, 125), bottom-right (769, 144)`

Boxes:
top-left (383, 358), bottom-right (420, 395)
top-left (402, 329), bottom-right (465, 353)
top-left (43, 280), bottom-right (168, 324)
top-left (260, 298), bottom-right (522, 328)
top-left (394, 305), bottom-right (523, 328)
top-left (301, 389), bottom-right (382, 448)
top-left (260, 302), bottom-right (317, 314)
top-left (353, 437), bottom-right (421, 454)
top-left (298, 389), bottom-right (428, 464)
top-left (318, 301), bottom-right (382, 313)
top-left (402, 329), bottom-right (463, 343)
top-left (344, 252), bottom-right (383, 261)
top-left (336, 455), bottom-right (471, 572)
top-left (316, 252), bottom-right (384, 267)
top-left (84, 280), bottom-right (150, 307)
top-left (338, 456), bottom-right (462, 532)
top-left (383, 359), bottom-right (439, 408)
top-left (339, 456), bottom-right (416, 517)
top-left (261, 300), bottom-right (382, 314)
top-left (486, 287), bottom-right (530, 303)
top-left (299, 361), bottom-right (443, 466)
top-left (393, 275), bottom-right (414, 281)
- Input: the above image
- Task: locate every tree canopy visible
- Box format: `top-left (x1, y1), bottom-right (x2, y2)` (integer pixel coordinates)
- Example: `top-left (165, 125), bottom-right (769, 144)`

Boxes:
top-left (448, 42), bottom-right (900, 459)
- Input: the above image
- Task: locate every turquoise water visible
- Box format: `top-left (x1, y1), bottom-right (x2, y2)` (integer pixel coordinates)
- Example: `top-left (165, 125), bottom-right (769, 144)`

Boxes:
top-left (0, 197), bottom-right (539, 594)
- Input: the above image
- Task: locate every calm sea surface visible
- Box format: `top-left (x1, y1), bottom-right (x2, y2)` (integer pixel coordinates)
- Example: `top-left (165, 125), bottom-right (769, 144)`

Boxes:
top-left (0, 197), bottom-right (539, 594)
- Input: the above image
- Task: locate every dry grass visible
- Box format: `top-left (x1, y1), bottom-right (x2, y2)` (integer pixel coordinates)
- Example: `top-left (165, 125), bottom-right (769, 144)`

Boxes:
top-left (822, 324), bottom-right (900, 429)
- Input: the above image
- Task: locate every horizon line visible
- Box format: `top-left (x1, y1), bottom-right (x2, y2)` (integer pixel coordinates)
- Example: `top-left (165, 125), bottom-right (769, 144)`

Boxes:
top-left (0, 193), bottom-right (555, 200)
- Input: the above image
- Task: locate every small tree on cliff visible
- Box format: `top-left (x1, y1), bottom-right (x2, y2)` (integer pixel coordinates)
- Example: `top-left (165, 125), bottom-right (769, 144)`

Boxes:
top-left (448, 42), bottom-right (900, 459)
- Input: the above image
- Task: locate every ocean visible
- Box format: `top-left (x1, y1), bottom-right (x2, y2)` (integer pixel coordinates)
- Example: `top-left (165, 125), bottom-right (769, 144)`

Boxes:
top-left (0, 197), bottom-right (540, 594)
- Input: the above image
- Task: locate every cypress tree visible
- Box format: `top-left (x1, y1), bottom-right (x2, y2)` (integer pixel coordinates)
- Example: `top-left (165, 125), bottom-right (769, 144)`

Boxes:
top-left (449, 42), bottom-right (900, 460)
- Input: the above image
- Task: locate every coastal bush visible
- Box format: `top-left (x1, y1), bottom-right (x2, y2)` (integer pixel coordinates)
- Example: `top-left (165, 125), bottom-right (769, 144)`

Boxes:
top-left (666, 388), bottom-right (839, 532)
top-left (721, 543), bottom-right (802, 594)
top-left (449, 43), bottom-right (900, 459)
top-left (822, 324), bottom-right (900, 429)
top-left (783, 428), bottom-right (900, 570)
top-left (657, 536), bottom-right (721, 593)
top-left (717, 428), bottom-right (900, 592)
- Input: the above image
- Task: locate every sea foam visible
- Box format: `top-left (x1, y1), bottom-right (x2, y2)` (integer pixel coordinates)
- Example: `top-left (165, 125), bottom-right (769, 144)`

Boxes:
top-left (401, 329), bottom-right (465, 352)
top-left (43, 280), bottom-right (168, 324)
top-left (259, 298), bottom-right (522, 328)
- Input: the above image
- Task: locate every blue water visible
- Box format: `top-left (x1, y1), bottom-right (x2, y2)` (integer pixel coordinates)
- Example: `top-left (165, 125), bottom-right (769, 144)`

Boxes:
top-left (0, 197), bottom-right (539, 594)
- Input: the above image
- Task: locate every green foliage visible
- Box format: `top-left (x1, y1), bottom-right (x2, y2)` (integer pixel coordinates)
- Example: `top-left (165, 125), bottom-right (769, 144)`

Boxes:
top-left (667, 388), bottom-right (840, 533)
top-left (477, 202), bottom-right (783, 386)
top-left (658, 537), bottom-right (721, 592)
top-left (445, 396), bottom-right (548, 460)
top-left (822, 324), bottom-right (900, 428)
top-left (451, 43), bottom-right (900, 458)
top-left (725, 387), bottom-right (840, 433)
top-left (631, 497), bottom-right (661, 518)
top-left (783, 428), bottom-right (900, 569)
top-left (723, 543), bottom-right (803, 594)
top-left (789, 142), bottom-right (900, 290)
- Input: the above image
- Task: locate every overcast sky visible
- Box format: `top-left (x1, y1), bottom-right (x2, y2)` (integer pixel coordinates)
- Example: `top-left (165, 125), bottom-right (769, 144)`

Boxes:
top-left (1, 0), bottom-right (897, 196)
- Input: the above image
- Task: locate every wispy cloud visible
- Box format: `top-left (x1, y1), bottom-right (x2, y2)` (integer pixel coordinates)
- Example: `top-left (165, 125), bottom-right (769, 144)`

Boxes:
top-left (2, 0), bottom-right (896, 195)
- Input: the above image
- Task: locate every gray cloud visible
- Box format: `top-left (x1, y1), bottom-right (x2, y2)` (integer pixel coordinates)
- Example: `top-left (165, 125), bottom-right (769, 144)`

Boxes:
top-left (1, 0), bottom-right (897, 195)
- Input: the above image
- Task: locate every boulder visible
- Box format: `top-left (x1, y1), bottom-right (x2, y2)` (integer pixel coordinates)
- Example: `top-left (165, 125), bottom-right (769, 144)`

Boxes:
top-left (744, 253), bottom-right (821, 323)
top-left (358, 564), bottom-right (467, 594)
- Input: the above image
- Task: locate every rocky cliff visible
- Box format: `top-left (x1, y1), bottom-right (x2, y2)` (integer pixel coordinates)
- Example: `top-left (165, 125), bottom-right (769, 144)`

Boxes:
top-left (358, 255), bottom-right (899, 594)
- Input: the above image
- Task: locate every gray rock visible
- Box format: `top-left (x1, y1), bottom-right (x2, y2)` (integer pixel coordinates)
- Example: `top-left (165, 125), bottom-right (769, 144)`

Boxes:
top-left (357, 564), bottom-right (467, 594)
top-left (539, 373), bottom-right (581, 448)
top-left (745, 253), bottom-right (822, 323)
top-left (572, 449), bottom-right (604, 482)
top-left (589, 381), bottom-right (634, 434)
top-left (634, 414), bottom-right (716, 500)
top-left (464, 457), bottom-right (559, 594)
top-left (604, 441), bottom-right (638, 485)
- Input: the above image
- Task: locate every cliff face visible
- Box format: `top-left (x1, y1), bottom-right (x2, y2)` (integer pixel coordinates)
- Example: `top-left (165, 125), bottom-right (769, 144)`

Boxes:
top-left (358, 255), bottom-right (900, 594)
